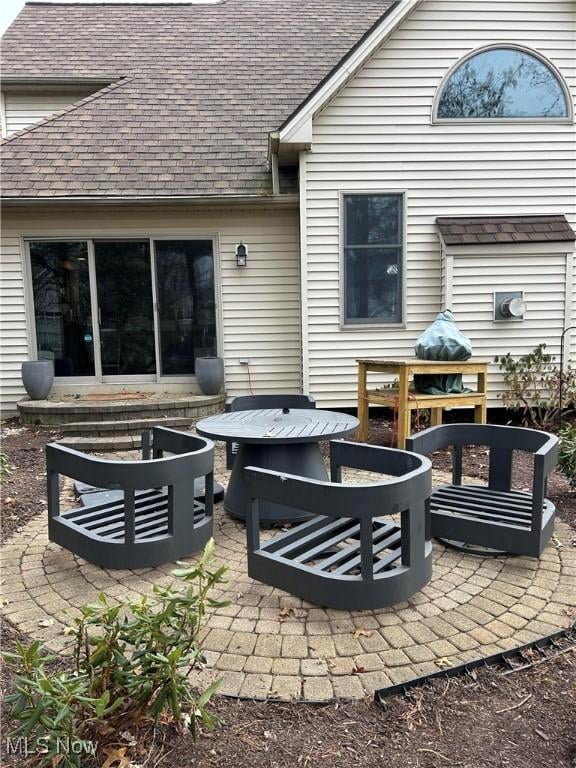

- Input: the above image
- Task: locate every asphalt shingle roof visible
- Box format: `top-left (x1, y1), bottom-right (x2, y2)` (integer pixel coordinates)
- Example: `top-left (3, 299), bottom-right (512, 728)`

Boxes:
top-left (436, 216), bottom-right (576, 246)
top-left (1, 0), bottom-right (395, 199)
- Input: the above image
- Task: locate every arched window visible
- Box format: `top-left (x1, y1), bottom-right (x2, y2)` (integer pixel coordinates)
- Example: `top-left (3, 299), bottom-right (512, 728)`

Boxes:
top-left (435, 46), bottom-right (570, 120)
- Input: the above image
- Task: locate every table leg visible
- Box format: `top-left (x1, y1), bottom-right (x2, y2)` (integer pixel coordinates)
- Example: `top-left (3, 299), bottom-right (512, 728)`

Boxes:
top-left (357, 362), bottom-right (369, 442)
top-left (475, 370), bottom-right (487, 424)
top-left (430, 408), bottom-right (443, 427)
top-left (397, 368), bottom-right (410, 450)
top-left (224, 442), bottom-right (328, 524)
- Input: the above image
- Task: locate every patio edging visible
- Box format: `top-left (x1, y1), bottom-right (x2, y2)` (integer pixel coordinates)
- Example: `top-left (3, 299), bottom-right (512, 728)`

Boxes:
top-left (375, 622), bottom-right (576, 704)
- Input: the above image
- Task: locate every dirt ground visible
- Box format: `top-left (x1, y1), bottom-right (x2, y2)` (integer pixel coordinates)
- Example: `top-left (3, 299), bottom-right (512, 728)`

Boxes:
top-left (0, 421), bottom-right (61, 543)
top-left (1, 417), bottom-right (575, 768)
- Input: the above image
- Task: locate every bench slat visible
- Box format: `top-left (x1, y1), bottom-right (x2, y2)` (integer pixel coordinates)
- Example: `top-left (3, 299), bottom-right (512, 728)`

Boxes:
top-left (315, 521), bottom-right (398, 572)
top-left (64, 489), bottom-right (165, 518)
top-left (430, 499), bottom-right (532, 528)
top-left (444, 485), bottom-right (534, 511)
top-left (261, 515), bottom-right (344, 554)
top-left (293, 523), bottom-right (361, 564)
top-left (71, 496), bottom-right (169, 533)
top-left (432, 488), bottom-right (533, 522)
top-left (333, 527), bottom-right (402, 575)
top-left (270, 518), bottom-right (356, 558)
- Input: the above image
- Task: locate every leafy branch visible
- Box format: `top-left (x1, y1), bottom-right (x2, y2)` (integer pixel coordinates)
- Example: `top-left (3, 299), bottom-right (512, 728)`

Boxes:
top-left (3, 539), bottom-right (228, 767)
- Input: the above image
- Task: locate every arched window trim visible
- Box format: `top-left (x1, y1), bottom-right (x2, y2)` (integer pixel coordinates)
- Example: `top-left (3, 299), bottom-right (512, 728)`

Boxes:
top-left (431, 43), bottom-right (573, 124)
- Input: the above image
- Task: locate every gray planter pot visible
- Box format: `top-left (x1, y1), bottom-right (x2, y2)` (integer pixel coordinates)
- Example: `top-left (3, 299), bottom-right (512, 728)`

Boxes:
top-left (22, 360), bottom-right (54, 400)
top-left (195, 357), bottom-right (224, 396)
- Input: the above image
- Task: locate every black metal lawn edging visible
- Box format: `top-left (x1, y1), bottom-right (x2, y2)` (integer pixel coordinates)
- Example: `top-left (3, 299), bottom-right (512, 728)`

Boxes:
top-left (375, 622), bottom-right (576, 706)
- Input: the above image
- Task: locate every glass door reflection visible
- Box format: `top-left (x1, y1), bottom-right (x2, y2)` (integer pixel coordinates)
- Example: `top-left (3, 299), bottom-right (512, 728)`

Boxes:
top-left (29, 241), bottom-right (96, 377)
top-left (154, 240), bottom-right (217, 376)
top-left (94, 241), bottom-right (156, 377)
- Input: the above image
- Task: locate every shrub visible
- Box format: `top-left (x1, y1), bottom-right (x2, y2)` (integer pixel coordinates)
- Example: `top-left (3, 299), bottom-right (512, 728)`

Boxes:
top-left (3, 539), bottom-right (227, 767)
top-left (0, 451), bottom-right (12, 484)
top-left (558, 425), bottom-right (576, 486)
top-left (495, 343), bottom-right (576, 430)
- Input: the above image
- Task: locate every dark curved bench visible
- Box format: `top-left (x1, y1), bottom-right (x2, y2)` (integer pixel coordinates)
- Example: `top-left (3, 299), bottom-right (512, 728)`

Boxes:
top-left (406, 423), bottom-right (559, 557)
top-left (244, 441), bottom-right (432, 610)
top-left (47, 427), bottom-right (214, 569)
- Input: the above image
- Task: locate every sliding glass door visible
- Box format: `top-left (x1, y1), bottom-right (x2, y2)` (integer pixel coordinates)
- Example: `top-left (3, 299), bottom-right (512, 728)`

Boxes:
top-left (94, 241), bottom-right (156, 378)
top-left (154, 240), bottom-right (217, 376)
top-left (27, 238), bottom-right (217, 382)
top-left (29, 241), bottom-right (96, 377)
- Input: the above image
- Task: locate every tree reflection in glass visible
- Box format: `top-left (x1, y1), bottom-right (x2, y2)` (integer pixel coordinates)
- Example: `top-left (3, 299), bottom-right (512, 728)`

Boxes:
top-left (29, 241), bottom-right (95, 377)
top-left (344, 195), bottom-right (403, 324)
top-left (154, 240), bottom-right (216, 375)
top-left (437, 48), bottom-right (569, 119)
top-left (94, 241), bottom-right (156, 376)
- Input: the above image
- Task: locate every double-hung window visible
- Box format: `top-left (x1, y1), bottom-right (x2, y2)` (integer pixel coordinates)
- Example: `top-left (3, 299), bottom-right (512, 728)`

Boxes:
top-left (343, 193), bottom-right (404, 325)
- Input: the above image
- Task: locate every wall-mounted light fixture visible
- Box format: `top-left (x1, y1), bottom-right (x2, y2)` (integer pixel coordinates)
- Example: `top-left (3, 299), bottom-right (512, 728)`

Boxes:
top-left (235, 242), bottom-right (248, 267)
top-left (494, 291), bottom-right (526, 321)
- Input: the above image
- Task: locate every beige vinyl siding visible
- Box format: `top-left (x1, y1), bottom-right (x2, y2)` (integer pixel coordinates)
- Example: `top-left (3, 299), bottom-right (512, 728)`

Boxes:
top-left (2, 89), bottom-right (97, 135)
top-left (303, 0), bottom-right (576, 407)
top-left (0, 204), bottom-right (301, 413)
top-left (447, 242), bottom-right (572, 402)
top-left (0, 234), bottom-right (29, 409)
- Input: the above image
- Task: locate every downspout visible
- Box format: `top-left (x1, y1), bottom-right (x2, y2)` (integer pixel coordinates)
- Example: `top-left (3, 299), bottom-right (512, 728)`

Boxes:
top-left (268, 132), bottom-right (280, 196)
top-left (269, 131), bottom-right (308, 394)
top-left (299, 150), bottom-right (310, 395)
top-left (438, 231), bottom-right (453, 311)
top-left (0, 91), bottom-right (7, 139)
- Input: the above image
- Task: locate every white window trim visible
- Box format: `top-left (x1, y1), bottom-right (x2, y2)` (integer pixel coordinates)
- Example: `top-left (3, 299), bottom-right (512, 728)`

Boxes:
top-left (22, 233), bottom-right (223, 386)
top-left (431, 43), bottom-right (574, 125)
top-left (339, 190), bottom-right (407, 331)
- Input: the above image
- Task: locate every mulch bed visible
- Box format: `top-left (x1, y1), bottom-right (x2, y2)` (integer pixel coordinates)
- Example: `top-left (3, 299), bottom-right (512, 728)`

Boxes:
top-left (0, 421), bottom-right (61, 543)
top-left (1, 419), bottom-right (575, 768)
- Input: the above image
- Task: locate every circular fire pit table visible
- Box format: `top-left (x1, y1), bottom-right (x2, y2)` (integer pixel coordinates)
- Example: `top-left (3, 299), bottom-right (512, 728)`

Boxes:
top-left (196, 408), bottom-right (359, 524)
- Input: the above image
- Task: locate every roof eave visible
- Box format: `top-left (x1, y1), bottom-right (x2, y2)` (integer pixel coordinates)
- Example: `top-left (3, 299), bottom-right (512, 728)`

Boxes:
top-left (0, 193), bottom-right (300, 207)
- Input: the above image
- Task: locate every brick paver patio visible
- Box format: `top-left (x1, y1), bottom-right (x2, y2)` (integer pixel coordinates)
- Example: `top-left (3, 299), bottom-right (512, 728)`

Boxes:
top-left (2, 444), bottom-right (575, 701)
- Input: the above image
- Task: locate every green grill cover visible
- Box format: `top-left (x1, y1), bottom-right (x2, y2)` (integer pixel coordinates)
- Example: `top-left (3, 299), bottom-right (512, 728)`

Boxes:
top-left (413, 310), bottom-right (472, 394)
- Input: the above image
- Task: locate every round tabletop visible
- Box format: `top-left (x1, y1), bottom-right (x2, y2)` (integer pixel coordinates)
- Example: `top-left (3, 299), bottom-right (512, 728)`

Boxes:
top-left (196, 408), bottom-right (359, 445)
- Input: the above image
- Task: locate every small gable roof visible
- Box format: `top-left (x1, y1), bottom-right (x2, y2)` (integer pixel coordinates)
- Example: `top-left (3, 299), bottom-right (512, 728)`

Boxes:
top-left (436, 216), bottom-right (576, 246)
top-left (1, 0), bottom-right (394, 200)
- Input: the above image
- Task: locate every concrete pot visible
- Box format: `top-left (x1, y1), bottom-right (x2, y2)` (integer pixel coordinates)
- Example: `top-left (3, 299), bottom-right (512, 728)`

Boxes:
top-left (195, 357), bottom-right (224, 396)
top-left (22, 360), bottom-right (54, 400)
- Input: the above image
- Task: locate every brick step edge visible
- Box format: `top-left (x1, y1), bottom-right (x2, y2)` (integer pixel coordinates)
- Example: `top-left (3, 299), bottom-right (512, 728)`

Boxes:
top-left (56, 435), bottom-right (143, 452)
top-left (17, 395), bottom-right (225, 426)
top-left (60, 417), bottom-right (194, 435)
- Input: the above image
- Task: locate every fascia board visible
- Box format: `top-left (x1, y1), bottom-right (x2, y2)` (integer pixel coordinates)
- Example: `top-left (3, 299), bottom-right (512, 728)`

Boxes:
top-left (278, 0), bottom-right (422, 145)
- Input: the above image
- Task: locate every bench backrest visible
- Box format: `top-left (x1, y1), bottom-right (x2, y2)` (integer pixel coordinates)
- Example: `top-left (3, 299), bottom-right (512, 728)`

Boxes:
top-left (406, 423), bottom-right (558, 492)
top-left (47, 427), bottom-right (214, 545)
top-left (245, 440), bottom-right (432, 578)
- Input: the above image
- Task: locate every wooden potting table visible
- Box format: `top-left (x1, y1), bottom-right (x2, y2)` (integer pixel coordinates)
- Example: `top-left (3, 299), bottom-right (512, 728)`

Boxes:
top-left (357, 358), bottom-right (489, 449)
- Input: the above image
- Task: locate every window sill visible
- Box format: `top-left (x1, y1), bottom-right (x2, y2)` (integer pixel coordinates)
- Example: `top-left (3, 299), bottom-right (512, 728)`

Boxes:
top-left (340, 321), bottom-right (406, 331)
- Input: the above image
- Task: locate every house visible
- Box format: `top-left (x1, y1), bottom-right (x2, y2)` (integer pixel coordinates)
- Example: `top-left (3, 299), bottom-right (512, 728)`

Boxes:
top-left (1, 0), bottom-right (575, 415)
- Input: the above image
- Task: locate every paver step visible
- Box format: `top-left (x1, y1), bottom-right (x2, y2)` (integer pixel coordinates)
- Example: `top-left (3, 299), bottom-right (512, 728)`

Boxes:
top-left (18, 394), bottom-right (224, 426)
top-left (60, 416), bottom-right (194, 435)
top-left (56, 435), bottom-right (143, 452)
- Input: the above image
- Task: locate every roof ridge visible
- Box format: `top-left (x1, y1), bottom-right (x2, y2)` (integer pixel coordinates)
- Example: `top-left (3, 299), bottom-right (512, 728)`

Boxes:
top-left (1, 76), bottom-right (133, 146)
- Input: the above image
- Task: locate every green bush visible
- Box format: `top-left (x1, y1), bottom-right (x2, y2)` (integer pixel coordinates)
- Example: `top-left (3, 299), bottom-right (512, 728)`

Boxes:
top-left (558, 425), bottom-right (576, 486)
top-left (495, 343), bottom-right (576, 430)
top-left (3, 539), bottom-right (227, 767)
